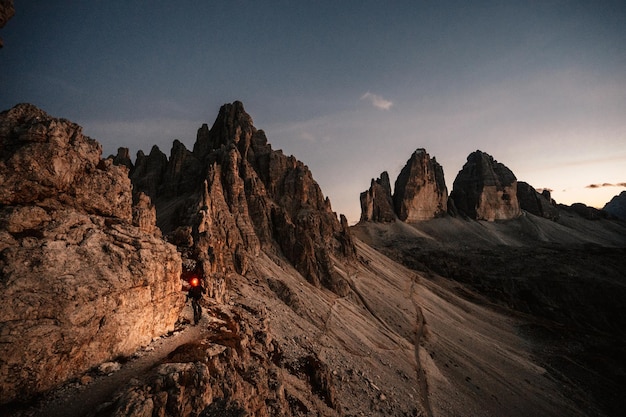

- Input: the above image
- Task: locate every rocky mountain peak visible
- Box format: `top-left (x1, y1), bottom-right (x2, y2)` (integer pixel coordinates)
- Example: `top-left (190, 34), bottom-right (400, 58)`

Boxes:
top-left (193, 101), bottom-right (258, 160)
top-left (360, 171), bottom-right (396, 222)
top-left (604, 191), bottom-right (626, 221)
top-left (393, 148), bottom-right (448, 221)
top-left (128, 101), bottom-right (354, 298)
top-left (359, 148), bottom-right (448, 223)
top-left (450, 150), bottom-right (521, 221)
top-left (517, 181), bottom-right (559, 220)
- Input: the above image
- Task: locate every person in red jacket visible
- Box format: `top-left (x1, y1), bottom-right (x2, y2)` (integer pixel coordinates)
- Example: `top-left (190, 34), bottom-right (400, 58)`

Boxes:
top-left (186, 277), bottom-right (205, 325)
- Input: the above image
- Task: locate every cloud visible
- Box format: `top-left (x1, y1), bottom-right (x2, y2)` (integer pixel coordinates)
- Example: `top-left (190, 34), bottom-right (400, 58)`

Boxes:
top-left (585, 182), bottom-right (626, 189)
top-left (360, 92), bottom-right (393, 110)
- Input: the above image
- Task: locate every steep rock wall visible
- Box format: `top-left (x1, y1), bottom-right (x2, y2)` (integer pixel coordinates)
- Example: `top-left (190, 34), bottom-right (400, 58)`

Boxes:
top-left (127, 102), bottom-right (355, 298)
top-left (0, 104), bottom-right (184, 404)
top-left (450, 150), bottom-right (521, 221)
top-left (393, 148), bottom-right (448, 221)
top-left (360, 171), bottom-right (396, 222)
top-left (517, 181), bottom-right (559, 220)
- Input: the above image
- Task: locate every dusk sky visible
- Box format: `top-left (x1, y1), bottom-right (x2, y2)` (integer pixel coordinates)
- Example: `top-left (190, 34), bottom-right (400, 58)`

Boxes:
top-left (2, 1), bottom-right (625, 223)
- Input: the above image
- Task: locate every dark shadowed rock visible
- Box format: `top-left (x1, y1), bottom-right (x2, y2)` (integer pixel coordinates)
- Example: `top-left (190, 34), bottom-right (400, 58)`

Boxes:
top-left (604, 191), bottom-right (626, 221)
top-left (0, 104), bottom-right (184, 404)
top-left (159, 139), bottom-right (203, 199)
top-left (517, 181), bottom-right (559, 220)
top-left (130, 145), bottom-right (168, 202)
top-left (560, 202), bottom-right (608, 220)
top-left (131, 101), bottom-right (354, 298)
top-left (111, 147), bottom-right (133, 171)
top-left (360, 171), bottom-right (396, 222)
top-left (393, 148), bottom-right (448, 221)
top-left (450, 150), bottom-right (521, 221)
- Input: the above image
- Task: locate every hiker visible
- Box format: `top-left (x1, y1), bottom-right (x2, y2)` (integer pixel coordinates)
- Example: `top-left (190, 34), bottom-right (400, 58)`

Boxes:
top-left (186, 277), bottom-right (205, 325)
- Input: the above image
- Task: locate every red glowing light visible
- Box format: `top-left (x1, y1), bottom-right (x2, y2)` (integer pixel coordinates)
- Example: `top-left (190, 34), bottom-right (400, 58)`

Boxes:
top-left (190, 277), bottom-right (199, 287)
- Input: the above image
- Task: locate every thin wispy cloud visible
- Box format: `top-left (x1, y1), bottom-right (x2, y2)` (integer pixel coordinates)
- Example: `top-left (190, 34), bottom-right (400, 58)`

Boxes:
top-left (586, 182), bottom-right (626, 189)
top-left (361, 92), bottom-right (393, 110)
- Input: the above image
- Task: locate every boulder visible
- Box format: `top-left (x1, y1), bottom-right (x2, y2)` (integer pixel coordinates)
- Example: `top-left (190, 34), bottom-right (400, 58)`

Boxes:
top-left (450, 150), bottom-right (521, 221)
top-left (393, 149), bottom-right (448, 221)
top-left (0, 104), bottom-right (184, 404)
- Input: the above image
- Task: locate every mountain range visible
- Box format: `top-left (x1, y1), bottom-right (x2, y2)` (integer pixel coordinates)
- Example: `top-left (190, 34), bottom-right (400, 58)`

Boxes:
top-left (1, 102), bottom-right (625, 417)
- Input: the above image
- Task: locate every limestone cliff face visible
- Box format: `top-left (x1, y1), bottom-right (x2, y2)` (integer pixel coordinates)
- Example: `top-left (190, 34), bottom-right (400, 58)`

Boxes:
top-left (128, 102), bottom-right (354, 298)
top-left (393, 149), bottom-right (448, 221)
top-left (0, 104), bottom-right (184, 404)
top-left (359, 149), bottom-right (448, 223)
top-left (517, 182), bottom-right (559, 220)
top-left (360, 171), bottom-right (396, 222)
top-left (450, 150), bottom-right (521, 221)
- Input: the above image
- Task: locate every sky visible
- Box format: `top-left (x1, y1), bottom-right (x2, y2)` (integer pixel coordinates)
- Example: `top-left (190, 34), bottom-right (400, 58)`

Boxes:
top-left (2, 1), bottom-right (625, 224)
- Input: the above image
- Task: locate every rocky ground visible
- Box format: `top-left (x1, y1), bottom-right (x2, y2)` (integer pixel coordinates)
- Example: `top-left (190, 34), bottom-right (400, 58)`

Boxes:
top-left (6, 232), bottom-right (606, 416)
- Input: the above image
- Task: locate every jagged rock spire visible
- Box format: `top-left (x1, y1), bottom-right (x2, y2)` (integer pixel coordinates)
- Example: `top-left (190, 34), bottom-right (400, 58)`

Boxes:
top-left (128, 101), bottom-right (355, 297)
top-left (360, 171), bottom-right (396, 222)
top-left (393, 148), bottom-right (448, 221)
top-left (359, 148), bottom-right (448, 223)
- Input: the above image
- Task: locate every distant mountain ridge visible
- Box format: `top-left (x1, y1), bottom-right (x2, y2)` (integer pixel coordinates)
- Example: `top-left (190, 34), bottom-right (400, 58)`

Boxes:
top-left (360, 148), bottom-right (617, 224)
top-left (604, 191), bottom-right (626, 221)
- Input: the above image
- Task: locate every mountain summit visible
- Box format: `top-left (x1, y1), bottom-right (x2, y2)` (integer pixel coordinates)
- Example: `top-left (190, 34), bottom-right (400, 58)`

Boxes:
top-left (125, 101), bottom-right (356, 297)
top-left (450, 150), bottom-right (521, 221)
top-left (360, 148), bottom-right (448, 222)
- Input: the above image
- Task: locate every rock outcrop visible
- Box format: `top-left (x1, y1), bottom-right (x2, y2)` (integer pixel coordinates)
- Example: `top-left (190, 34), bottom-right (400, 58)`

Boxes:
top-left (127, 101), bottom-right (354, 299)
top-left (0, 104), bottom-right (184, 404)
top-left (604, 191), bottom-right (626, 221)
top-left (102, 305), bottom-right (341, 417)
top-left (450, 150), bottom-right (521, 221)
top-left (517, 182), bottom-right (559, 220)
top-left (393, 148), bottom-right (448, 221)
top-left (360, 171), bottom-right (396, 222)
top-left (359, 149), bottom-right (448, 223)
top-left (110, 146), bottom-right (133, 171)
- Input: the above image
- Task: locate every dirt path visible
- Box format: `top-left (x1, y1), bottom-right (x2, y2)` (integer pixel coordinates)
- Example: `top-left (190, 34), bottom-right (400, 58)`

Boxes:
top-left (7, 306), bottom-right (207, 417)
